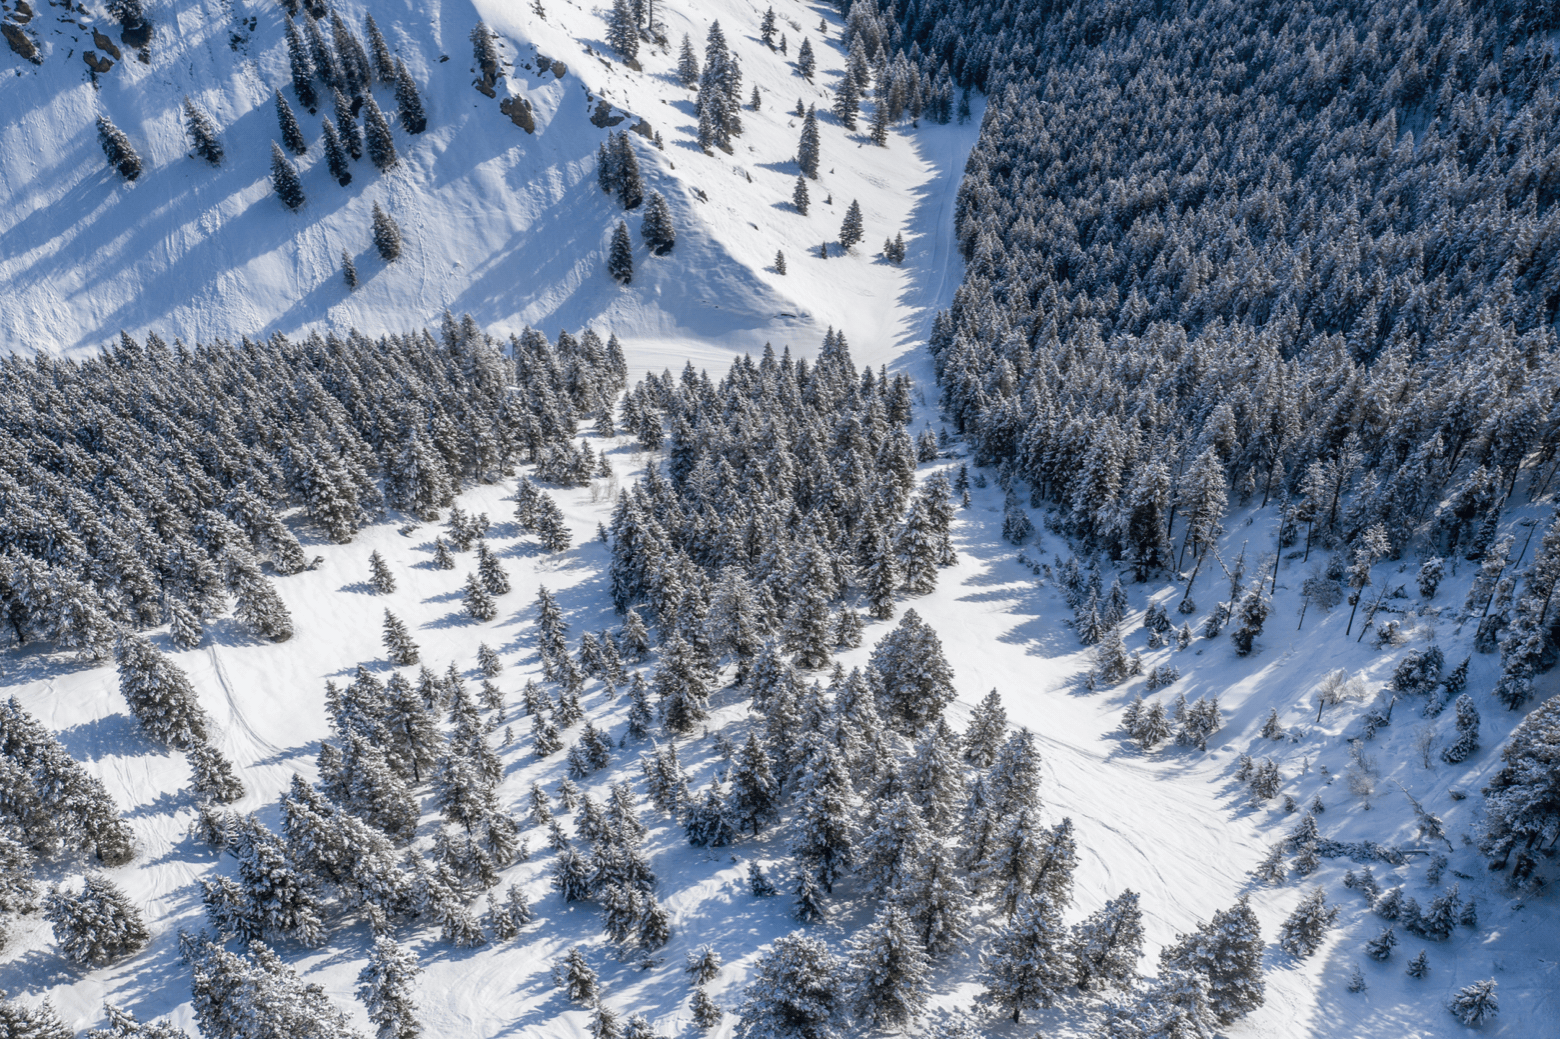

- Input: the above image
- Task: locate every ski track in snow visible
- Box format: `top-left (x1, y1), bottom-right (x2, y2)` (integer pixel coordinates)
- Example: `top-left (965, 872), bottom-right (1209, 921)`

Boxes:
top-left (2, 0), bottom-right (1558, 1035)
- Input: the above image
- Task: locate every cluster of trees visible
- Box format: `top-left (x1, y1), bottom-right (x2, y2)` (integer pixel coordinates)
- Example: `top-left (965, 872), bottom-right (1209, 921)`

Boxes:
top-left (905, 0), bottom-right (1560, 696)
top-left (0, 316), bottom-right (620, 659)
top-left (0, 697), bottom-right (136, 949)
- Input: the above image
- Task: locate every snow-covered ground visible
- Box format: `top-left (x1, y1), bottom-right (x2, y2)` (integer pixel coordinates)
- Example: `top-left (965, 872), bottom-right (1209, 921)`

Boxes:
top-left (2, 0), bottom-right (1558, 1035)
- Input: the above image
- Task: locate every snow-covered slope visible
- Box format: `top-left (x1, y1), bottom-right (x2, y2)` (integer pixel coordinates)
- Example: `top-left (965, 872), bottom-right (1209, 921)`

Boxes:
top-left (0, 0), bottom-right (965, 370)
top-left (2, 0), bottom-right (1558, 1035)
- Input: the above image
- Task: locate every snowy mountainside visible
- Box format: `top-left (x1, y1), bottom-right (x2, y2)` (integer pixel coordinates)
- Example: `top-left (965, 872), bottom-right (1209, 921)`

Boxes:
top-left (0, 0), bottom-right (958, 365)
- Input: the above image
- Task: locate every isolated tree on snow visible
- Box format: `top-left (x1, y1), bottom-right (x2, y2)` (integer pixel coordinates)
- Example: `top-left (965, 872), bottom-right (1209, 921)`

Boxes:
top-left (368, 551), bottom-right (396, 594)
top-left (382, 610), bottom-right (420, 666)
top-left (342, 249), bottom-right (359, 288)
top-left (641, 191), bottom-right (676, 254)
top-left (271, 142), bottom-right (306, 209)
top-left (44, 874), bottom-right (150, 965)
top-left (373, 203), bottom-right (403, 261)
top-left (116, 634), bottom-right (209, 749)
top-left (394, 59), bottom-right (427, 134)
top-left (676, 34), bottom-right (700, 87)
top-left (832, 72), bottom-right (861, 129)
top-left (797, 107), bottom-right (821, 178)
top-left (838, 200), bottom-right (864, 251)
top-left (609, 222), bottom-right (635, 284)
top-left (557, 947), bottom-right (599, 1003)
top-left (1278, 886), bottom-right (1338, 958)
top-left (792, 175), bottom-right (810, 215)
top-left (1448, 979), bottom-right (1498, 1026)
top-left (363, 95), bottom-right (398, 170)
top-left (183, 98), bottom-right (224, 165)
top-left (691, 989), bottom-right (723, 1030)
top-left (463, 573), bottom-right (497, 621)
top-left (1068, 889), bottom-right (1144, 991)
top-left (97, 115), bottom-right (143, 181)
top-left (272, 89), bottom-right (307, 156)
top-left (357, 935), bottom-right (423, 1039)
top-left (796, 37), bottom-right (815, 80)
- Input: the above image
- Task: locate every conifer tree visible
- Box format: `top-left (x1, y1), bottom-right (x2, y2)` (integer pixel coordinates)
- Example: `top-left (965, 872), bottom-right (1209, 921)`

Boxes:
top-left (557, 947), bottom-right (600, 1003)
top-left (1447, 979), bottom-right (1498, 1026)
top-left (323, 117), bottom-right (353, 186)
top-left (394, 59), bottom-right (427, 134)
top-left (84, 1003), bottom-right (189, 1038)
top-left (382, 610), bottom-right (420, 666)
top-left (333, 87), bottom-right (363, 160)
top-left (832, 72), bottom-right (861, 130)
top-left (869, 609), bottom-right (956, 732)
top-left (641, 190), bottom-right (676, 254)
top-left (357, 935), bottom-right (423, 1039)
top-left (847, 903), bottom-right (932, 1028)
top-left (737, 933), bottom-right (846, 1038)
top-left (43, 873), bottom-right (150, 965)
top-left (363, 95), bottom-right (399, 170)
top-left (342, 249), bottom-right (359, 288)
top-left (1068, 889), bottom-right (1144, 991)
top-left (869, 96), bottom-right (890, 145)
top-left (270, 142), bottom-right (306, 209)
top-left (963, 688), bottom-right (1007, 767)
top-left (189, 742), bottom-right (245, 803)
top-left (676, 34), bottom-right (700, 87)
top-left (838, 200), bottom-right (864, 251)
top-left (373, 203), bottom-right (403, 261)
top-left (793, 175), bottom-right (810, 214)
top-left (691, 989), bottom-right (723, 1030)
top-left (183, 97), bottom-right (224, 165)
top-left (284, 16), bottom-right (319, 109)
top-left (365, 13), bottom-right (395, 81)
top-left (368, 551), bottom-right (396, 594)
top-left (728, 733), bottom-right (779, 835)
top-left (980, 893), bottom-right (1068, 1023)
top-left (609, 221), bottom-right (635, 284)
top-left (97, 115), bottom-right (143, 181)
top-left (1277, 886), bottom-right (1338, 959)
top-left (797, 107), bottom-right (821, 178)
top-left (463, 573), bottom-right (498, 621)
top-left (796, 37), bottom-right (815, 80)
top-left (607, 0), bottom-right (638, 61)
top-left (116, 634), bottom-right (209, 749)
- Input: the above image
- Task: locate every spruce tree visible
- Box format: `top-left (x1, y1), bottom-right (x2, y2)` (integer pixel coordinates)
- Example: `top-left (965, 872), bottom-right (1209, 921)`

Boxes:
top-left (1447, 979), bottom-right (1498, 1026)
top-left (557, 947), bottom-right (599, 1003)
top-left (737, 933), bottom-right (846, 1038)
top-left (963, 688), bottom-right (1008, 767)
top-left (463, 573), bottom-right (497, 621)
top-left (691, 989), bottom-right (723, 1030)
top-left (797, 107), bottom-right (821, 178)
top-left (677, 34), bottom-right (700, 86)
top-left (792, 174), bottom-right (810, 214)
top-left (285, 16), bottom-right (319, 109)
top-left (728, 733), bottom-right (779, 835)
top-left (363, 95), bottom-right (399, 170)
top-left (97, 115), bottom-right (143, 181)
top-left (847, 903), bottom-right (932, 1028)
top-left (1158, 896), bottom-right (1265, 1024)
top-left (43, 873), bottom-right (150, 965)
top-left (332, 87), bottom-right (363, 159)
top-left (1068, 889), bottom-right (1144, 991)
top-left (343, 249), bottom-right (359, 288)
top-left (369, 550), bottom-right (396, 594)
top-left (322, 117), bottom-right (353, 186)
top-left (609, 221), bottom-right (635, 284)
top-left (183, 97), bottom-right (224, 165)
top-left (979, 893), bottom-right (1068, 1022)
top-left (832, 72), bottom-right (861, 129)
top-left (641, 190), bottom-right (676, 254)
top-left (189, 742), bottom-right (245, 803)
top-left (357, 935), bottom-right (423, 1039)
top-left (868, 608), bottom-right (956, 732)
top-left (775, 250), bottom-right (787, 273)
top-left (373, 203), bottom-right (403, 261)
top-left (271, 142), bottom-right (306, 209)
top-left (796, 37), bottom-right (815, 80)
top-left (607, 0), bottom-right (638, 61)
top-left (394, 59), bottom-right (427, 134)
top-left (116, 634), bottom-right (210, 749)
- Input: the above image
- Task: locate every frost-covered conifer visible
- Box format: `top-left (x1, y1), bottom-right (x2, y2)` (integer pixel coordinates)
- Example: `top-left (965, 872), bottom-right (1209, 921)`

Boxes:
top-left (608, 222), bottom-right (635, 284)
top-left (363, 95), bottom-right (398, 170)
top-left (189, 742), bottom-right (245, 803)
top-left (270, 142), bottom-right (306, 209)
top-left (838, 200), bottom-right (864, 251)
top-left (796, 37), bottom-right (815, 80)
top-left (691, 989), bottom-right (723, 1030)
top-left (372, 203), bottom-right (403, 261)
top-left (848, 903), bottom-right (931, 1028)
top-left (641, 190), bottom-right (676, 254)
top-left (97, 115), bottom-right (143, 181)
top-left (737, 933), bottom-right (845, 1036)
top-left (1277, 887), bottom-right (1339, 958)
top-left (980, 893), bottom-right (1068, 1022)
top-left (44, 874), bottom-right (150, 965)
top-left (1068, 888), bottom-right (1144, 991)
top-left (183, 98), bottom-right (224, 165)
top-left (797, 107), bottom-right (821, 178)
top-left (357, 936), bottom-right (423, 1039)
top-left (868, 609), bottom-right (956, 732)
top-left (1448, 979), bottom-right (1498, 1025)
top-left (116, 634), bottom-right (209, 749)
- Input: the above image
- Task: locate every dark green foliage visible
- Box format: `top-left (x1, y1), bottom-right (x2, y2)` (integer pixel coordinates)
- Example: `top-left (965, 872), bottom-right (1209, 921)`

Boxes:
top-left (608, 221), bottom-right (634, 284)
top-left (641, 190), bottom-right (675, 254)
top-left (97, 116), bottom-right (142, 181)
top-left (373, 202), bottom-right (403, 261)
top-left (183, 98), bottom-right (224, 165)
top-left (363, 95), bottom-right (399, 171)
top-left (270, 142), bottom-right (305, 209)
top-left (395, 59), bottom-right (427, 134)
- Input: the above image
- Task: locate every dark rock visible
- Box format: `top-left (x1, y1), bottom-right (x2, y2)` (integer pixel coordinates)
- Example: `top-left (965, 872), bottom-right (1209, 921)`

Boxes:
top-left (629, 118), bottom-right (653, 139)
top-left (499, 96), bottom-right (535, 133)
top-left (590, 100), bottom-right (624, 128)
top-left (92, 27), bottom-right (121, 60)
top-left (3, 22), bottom-right (40, 63)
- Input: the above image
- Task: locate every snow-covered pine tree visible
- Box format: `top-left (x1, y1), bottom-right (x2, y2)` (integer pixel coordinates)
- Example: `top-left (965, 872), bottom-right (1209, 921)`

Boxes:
top-left (394, 59), bottom-right (427, 134)
top-left (641, 190), bottom-right (676, 254)
top-left (979, 893), bottom-right (1069, 1022)
top-left (557, 947), bottom-right (599, 1003)
top-left (1068, 888), bottom-right (1144, 991)
top-left (182, 97), bottom-right (224, 165)
top-left (797, 107), bottom-right (821, 178)
top-left (609, 221), bottom-right (635, 284)
top-left (270, 142), bottom-right (306, 209)
top-left (676, 33), bottom-right (700, 86)
top-left (367, 551), bottom-right (396, 594)
top-left (189, 742), bottom-right (245, 803)
top-left (1158, 895), bottom-right (1265, 1024)
top-left (774, 250), bottom-right (786, 273)
top-left (691, 989), bottom-right (723, 1030)
top-left (838, 200), bottom-right (864, 251)
top-left (115, 635), bottom-right (209, 749)
top-left (97, 115), bottom-right (143, 181)
top-left (1277, 886), bottom-right (1339, 958)
top-left (869, 608), bottom-right (956, 732)
top-left (847, 903), bottom-right (932, 1028)
top-left (832, 71), bottom-right (861, 129)
top-left (373, 203), bottom-right (403, 261)
top-left (363, 95), bottom-right (398, 170)
top-left (357, 935), bottom-right (423, 1039)
top-left (1448, 978), bottom-right (1498, 1026)
top-left (607, 0), bottom-right (638, 61)
top-left (83, 1003), bottom-right (190, 1038)
top-left (796, 36), bottom-right (815, 80)
top-left (43, 873), bottom-right (150, 965)
top-left (737, 933), bottom-right (846, 1037)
